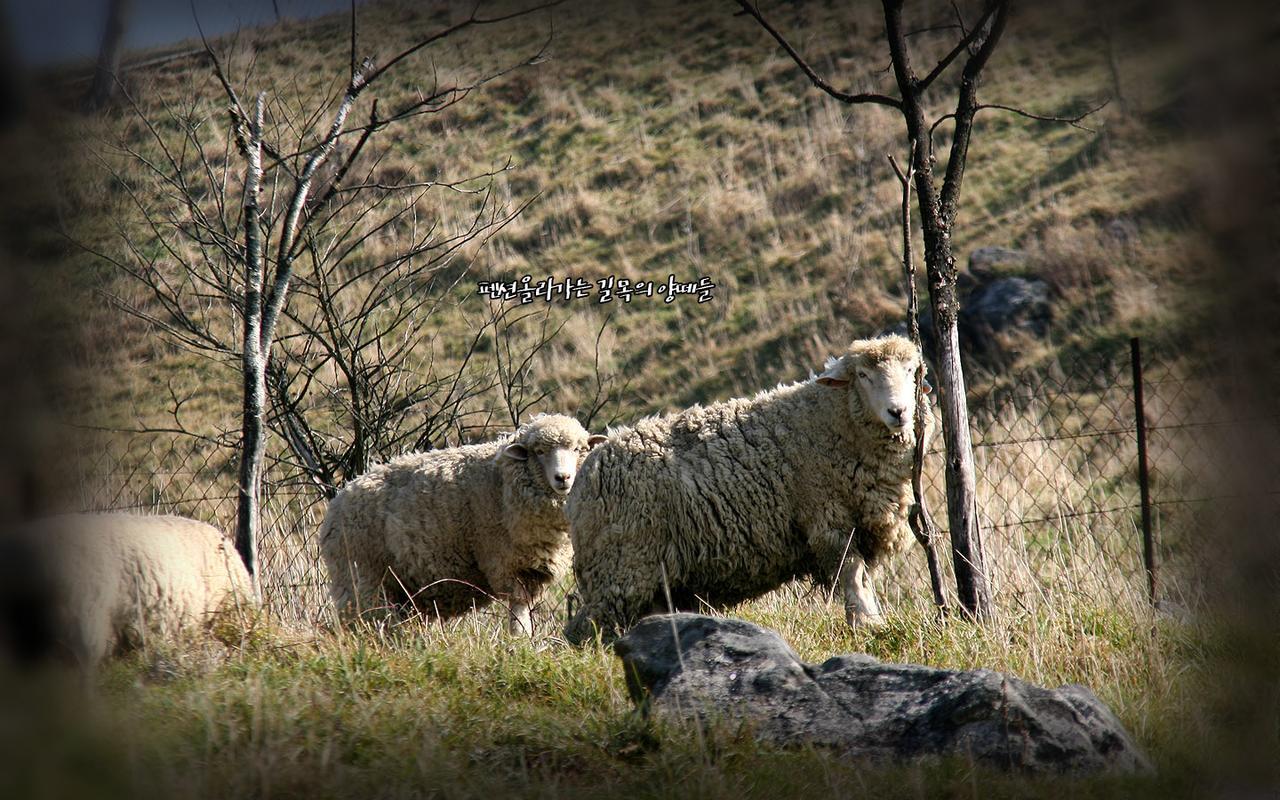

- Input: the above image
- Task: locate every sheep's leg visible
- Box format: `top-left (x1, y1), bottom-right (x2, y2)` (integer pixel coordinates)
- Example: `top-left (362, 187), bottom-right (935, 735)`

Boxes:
top-left (841, 554), bottom-right (885, 629)
top-left (857, 560), bottom-right (884, 621)
top-left (507, 599), bottom-right (534, 637)
top-left (501, 569), bottom-right (547, 637)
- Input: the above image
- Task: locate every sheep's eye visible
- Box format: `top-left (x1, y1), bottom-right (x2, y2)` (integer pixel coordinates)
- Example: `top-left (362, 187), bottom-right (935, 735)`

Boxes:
top-left (857, 371), bottom-right (868, 379)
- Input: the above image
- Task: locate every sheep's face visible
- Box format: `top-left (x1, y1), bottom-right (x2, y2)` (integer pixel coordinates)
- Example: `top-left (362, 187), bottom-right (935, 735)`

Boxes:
top-left (817, 336), bottom-right (929, 439)
top-left (498, 415), bottom-right (608, 497)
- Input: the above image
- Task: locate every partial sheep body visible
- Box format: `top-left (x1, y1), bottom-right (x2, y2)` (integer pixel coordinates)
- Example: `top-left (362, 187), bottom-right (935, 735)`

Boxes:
top-left (564, 335), bottom-right (934, 644)
top-left (0, 513), bottom-right (252, 670)
top-left (319, 414), bottom-right (603, 634)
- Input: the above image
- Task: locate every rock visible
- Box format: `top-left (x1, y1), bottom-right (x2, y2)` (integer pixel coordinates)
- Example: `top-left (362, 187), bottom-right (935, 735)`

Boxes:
top-left (615, 614), bottom-right (1151, 774)
top-left (964, 276), bottom-right (1052, 339)
top-left (882, 248), bottom-right (1053, 367)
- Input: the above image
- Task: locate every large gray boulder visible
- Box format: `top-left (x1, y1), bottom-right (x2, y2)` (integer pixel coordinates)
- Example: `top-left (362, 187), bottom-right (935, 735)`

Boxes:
top-left (615, 614), bottom-right (1151, 774)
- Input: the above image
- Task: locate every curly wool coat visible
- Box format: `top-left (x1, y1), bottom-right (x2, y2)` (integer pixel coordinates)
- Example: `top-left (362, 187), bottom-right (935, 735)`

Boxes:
top-left (564, 336), bottom-right (934, 644)
top-left (1, 513), bottom-right (252, 670)
top-left (319, 414), bottom-right (596, 627)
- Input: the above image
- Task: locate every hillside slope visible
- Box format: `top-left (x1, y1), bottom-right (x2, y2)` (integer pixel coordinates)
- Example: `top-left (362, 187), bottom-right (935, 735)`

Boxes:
top-left (47, 0), bottom-right (1210, 453)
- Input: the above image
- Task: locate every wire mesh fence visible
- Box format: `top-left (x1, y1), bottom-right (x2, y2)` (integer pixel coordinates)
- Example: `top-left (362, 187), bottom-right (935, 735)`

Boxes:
top-left (887, 338), bottom-right (1238, 614)
top-left (75, 434), bottom-right (333, 626)
top-left (76, 337), bottom-right (1239, 629)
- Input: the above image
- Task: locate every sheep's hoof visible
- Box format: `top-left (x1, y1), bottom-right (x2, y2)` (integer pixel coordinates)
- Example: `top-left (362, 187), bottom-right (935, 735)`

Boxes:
top-left (846, 612), bottom-right (887, 630)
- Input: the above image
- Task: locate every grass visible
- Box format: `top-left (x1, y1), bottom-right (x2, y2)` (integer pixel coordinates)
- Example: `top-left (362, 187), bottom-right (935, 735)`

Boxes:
top-left (1, 595), bottom-right (1220, 800)
top-left (48, 337), bottom-right (1233, 794)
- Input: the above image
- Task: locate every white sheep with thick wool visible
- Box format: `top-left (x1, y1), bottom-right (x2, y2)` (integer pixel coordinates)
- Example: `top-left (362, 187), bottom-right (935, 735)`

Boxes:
top-left (564, 335), bottom-right (935, 644)
top-left (319, 413), bottom-right (605, 634)
top-left (0, 513), bottom-right (253, 671)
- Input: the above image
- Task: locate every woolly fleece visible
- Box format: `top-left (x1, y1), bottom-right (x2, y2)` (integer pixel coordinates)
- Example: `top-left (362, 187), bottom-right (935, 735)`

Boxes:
top-left (564, 335), bottom-right (934, 644)
top-left (319, 414), bottom-right (596, 630)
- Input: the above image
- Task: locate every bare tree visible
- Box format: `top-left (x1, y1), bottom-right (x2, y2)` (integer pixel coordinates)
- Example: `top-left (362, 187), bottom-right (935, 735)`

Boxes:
top-left (574, 311), bottom-right (630, 432)
top-left (735, 0), bottom-right (1105, 620)
top-left (80, 2), bottom-right (563, 584)
top-left (266, 260), bottom-right (546, 500)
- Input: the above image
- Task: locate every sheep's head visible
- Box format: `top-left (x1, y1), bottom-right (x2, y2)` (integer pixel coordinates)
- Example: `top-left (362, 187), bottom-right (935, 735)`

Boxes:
top-left (816, 335), bottom-right (931, 441)
top-left (497, 414), bottom-right (607, 497)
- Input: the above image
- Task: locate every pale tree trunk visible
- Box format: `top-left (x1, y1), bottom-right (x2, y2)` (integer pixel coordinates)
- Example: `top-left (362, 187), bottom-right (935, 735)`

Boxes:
top-left (83, 0), bottom-right (130, 111)
top-left (928, 294), bottom-right (989, 615)
top-left (906, 150), bottom-right (991, 618)
top-left (235, 93), bottom-right (267, 589)
top-left (99, 3), bottom-right (561, 592)
top-left (231, 59), bottom-right (362, 583)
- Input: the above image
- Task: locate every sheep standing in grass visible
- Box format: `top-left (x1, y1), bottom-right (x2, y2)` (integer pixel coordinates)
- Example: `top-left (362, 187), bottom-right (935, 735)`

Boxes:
top-left (0, 513), bottom-right (253, 671)
top-left (564, 335), bottom-right (935, 644)
top-left (319, 414), bottom-right (605, 635)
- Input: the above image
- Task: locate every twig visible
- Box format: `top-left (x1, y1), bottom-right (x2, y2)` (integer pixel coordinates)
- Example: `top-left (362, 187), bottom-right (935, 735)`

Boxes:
top-left (929, 98), bottom-right (1109, 143)
top-left (731, 0), bottom-right (901, 109)
top-left (975, 99), bottom-right (1110, 132)
top-left (915, 1), bottom-right (998, 93)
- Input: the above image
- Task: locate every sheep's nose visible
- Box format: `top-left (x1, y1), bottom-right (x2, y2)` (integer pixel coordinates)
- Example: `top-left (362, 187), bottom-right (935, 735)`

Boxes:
top-left (554, 472), bottom-right (572, 486)
top-left (888, 407), bottom-right (906, 423)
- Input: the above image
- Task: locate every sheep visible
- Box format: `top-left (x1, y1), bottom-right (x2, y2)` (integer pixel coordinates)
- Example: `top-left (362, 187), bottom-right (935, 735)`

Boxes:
top-left (563, 334), bottom-right (935, 645)
top-left (0, 513), bottom-right (253, 672)
top-left (319, 414), bottom-right (606, 635)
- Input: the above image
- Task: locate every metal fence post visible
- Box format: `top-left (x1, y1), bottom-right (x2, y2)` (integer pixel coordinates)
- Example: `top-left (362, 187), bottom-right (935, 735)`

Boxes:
top-left (1130, 337), bottom-right (1157, 607)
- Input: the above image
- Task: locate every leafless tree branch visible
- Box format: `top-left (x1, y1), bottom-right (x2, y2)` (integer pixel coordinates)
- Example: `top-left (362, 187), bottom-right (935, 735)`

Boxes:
top-left (914, 1), bottom-right (997, 93)
top-left (736, 0), bottom-right (1109, 621)
top-left (732, 0), bottom-right (902, 109)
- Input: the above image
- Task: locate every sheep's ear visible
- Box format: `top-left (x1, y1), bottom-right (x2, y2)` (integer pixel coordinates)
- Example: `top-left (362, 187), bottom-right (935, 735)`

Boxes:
top-left (816, 356), bottom-right (851, 388)
top-left (587, 434), bottom-right (609, 449)
top-left (499, 442), bottom-right (529, 461)
top-left (922, 377), bottom-right (933, 395)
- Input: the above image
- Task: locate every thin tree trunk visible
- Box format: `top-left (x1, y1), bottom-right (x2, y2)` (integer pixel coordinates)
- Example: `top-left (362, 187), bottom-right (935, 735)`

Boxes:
top-left (931, 315), bottom-right (990, 617)
top-left (911, 145), bottom-right (991, 619)
top-left (883, 0), bottom-right (994, 622)
top-left (83, 0), bottom-right (130, 111)
top-left (235, 94), bottom-right (268, 589)
top-left (914, 177), bottom-right (991, 619)
top-left (236, 364), bottom-right (266, 586)
top-left (891, 148), bottom-right (949, 614)
top-left (741, 0), bottom-right (1090, 626)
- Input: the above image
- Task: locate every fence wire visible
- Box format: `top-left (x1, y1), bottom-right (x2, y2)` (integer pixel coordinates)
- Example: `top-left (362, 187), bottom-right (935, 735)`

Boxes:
top-left (76, 339), bottom-right (1253, 627)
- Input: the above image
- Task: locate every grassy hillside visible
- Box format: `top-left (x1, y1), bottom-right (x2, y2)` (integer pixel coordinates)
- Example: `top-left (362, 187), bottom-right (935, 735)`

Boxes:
top-left (4, 0), bottom-right (1265, 796)
top-left (50, 0), bottom-right (1207, 435)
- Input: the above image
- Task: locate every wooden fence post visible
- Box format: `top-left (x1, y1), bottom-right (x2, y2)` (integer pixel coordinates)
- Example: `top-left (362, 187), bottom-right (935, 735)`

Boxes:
top-left (1130, 337), bottom-right (1158, 606)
